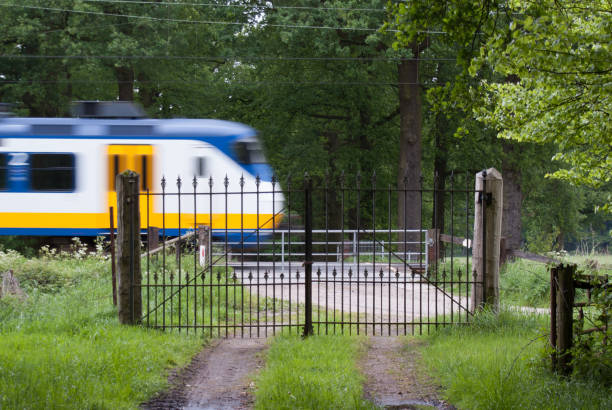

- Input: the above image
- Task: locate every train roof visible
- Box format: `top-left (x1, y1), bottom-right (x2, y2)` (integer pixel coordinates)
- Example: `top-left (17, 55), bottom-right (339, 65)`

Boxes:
top-left (0, 117), bottom-right (256, 139)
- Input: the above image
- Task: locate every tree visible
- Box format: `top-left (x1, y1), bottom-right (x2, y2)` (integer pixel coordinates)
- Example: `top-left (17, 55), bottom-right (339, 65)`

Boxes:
top-left (217, 0), bottom-right (400, 229)
top-left (386, 0), bottom-right (532, 247)
top-left (0, 0), bottom-right (245, 116)
top-left (473, 0), bottom-right (612, 208)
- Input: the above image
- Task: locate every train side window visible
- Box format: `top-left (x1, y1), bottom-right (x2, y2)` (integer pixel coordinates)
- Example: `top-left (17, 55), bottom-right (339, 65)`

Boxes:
top-left (108, 154), bottom-right (126, 190)
top-left (138, 154), bottom-right (152, 191)
top-left (0, 154), bottom-right (7, 190)
top-left (195, 157), bottom-right (207, 177)
top-left (30, 153), bottom-right (75, 191)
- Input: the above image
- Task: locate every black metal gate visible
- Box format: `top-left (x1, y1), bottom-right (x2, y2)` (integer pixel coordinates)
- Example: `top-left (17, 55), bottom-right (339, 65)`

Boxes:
top-left (135, 172), bottom-right (485, 337)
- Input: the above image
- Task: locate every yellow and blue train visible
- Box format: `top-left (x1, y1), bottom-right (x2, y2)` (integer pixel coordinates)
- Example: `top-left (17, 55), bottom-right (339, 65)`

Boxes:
top-left (0, 102), bottom-right (283, 240)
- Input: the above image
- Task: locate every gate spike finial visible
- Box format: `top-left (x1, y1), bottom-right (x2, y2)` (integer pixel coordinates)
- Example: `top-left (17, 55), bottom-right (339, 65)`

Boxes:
top-left (161, 176), bottom-right (166, 190)
top-left (271, 174), bottom-right (276, 187)
top-left (255, 175), bottom-right (261, 187)
top-left (192, 175), bottom-right (197, 189)
top-left (176, 176), bottom-right (182, 189)
top-left (239, 174), bottom-right (245, 188)
top-left (208, 175), bottom-right (213, 188)
top-left (224, 174), bottom-right (229, 188)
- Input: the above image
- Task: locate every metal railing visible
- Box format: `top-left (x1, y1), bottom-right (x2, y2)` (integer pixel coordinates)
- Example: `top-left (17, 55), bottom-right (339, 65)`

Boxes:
top-left (210, 229), bottom-right (429, 275)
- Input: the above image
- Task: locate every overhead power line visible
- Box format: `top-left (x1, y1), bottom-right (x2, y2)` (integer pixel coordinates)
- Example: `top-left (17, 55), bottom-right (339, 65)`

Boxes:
top-left (0, 3), bottom-right (448, 34)
top-left (0, 79), bottom-right (428, 86)
top-left (0, 54), bottom-right (458, 62)
top-left (82, 0), bottom-right (387, 13)
top-left (0, 3), bottom-right (388, 32)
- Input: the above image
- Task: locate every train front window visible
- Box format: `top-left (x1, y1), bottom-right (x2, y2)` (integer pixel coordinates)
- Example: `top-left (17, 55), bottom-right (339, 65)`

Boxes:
top-left (0, 154), bottom-right (7, 190)
top-left (234, 140), bottom-right (266, 164)
top-left (30, 153), bottom-right (75, 191)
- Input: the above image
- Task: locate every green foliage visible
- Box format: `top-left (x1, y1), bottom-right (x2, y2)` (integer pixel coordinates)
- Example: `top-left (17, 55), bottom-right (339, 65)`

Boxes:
top-left (255, 335), bottom-right (374, 410)
top-left (0, 0), bottom-right (246, 116)
top-left (473, 1), bottom-right (612, 199)
top-left (0, 236), bottom-right (39, 257)
top-left (0, 250), bottom-right (202, 409)
top-left (571, 272), bottom-right (611, 384)
top-left (419, 309), bottom-right (612, 409)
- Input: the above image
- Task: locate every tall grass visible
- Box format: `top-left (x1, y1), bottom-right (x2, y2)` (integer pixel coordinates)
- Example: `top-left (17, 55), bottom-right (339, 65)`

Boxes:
top-left (0, 249), bottom-right (202, 409)
top-left (419, 309), bottom-right (612, 410)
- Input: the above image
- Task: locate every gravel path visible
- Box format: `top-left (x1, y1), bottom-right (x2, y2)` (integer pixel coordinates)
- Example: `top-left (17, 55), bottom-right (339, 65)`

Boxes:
top-left (143, 339), bottom-right (267, 410)
top-left (361, 337), bottom-right (455, 409)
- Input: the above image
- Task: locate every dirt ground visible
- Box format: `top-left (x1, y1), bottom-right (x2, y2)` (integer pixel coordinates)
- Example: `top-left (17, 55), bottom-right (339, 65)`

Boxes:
top-left (143, 336), bottom-right (454, 410)
top-left (360, 337), bottom-right (455, 410)
top-left (142, 339), bottom-right (267, 410)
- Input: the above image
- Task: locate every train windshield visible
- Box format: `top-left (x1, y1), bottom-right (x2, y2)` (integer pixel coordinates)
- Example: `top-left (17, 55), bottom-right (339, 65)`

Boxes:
top-left (234, 139), bottom-right (266, 164)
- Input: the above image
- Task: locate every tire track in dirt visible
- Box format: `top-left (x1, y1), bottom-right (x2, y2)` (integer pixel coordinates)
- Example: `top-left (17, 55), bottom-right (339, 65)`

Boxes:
top-left (143, 339), bottom-right (267, 410)
top-left (361, 337), bottom-right (455, 409)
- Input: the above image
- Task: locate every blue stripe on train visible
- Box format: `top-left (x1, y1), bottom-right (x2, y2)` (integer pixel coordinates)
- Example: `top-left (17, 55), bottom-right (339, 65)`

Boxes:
top-left (0, 228), bottom-right (274, 243)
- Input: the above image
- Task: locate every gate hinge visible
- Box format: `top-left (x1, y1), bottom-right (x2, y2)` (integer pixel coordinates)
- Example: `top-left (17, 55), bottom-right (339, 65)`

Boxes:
top-left (478, 192), bottom-right (492, 205)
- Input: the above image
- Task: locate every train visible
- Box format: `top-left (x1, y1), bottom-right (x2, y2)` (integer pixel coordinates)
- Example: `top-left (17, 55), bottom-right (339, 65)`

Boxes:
top-left (0, 101), bottom-right (283, 241)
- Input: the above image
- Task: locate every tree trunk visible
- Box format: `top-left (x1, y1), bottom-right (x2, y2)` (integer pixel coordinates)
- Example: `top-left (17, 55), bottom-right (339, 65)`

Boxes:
top-left (501, 141), bottom-right (522, 252)
top-left (116, 66), bottom-right (134, 101)
top-left (397, 49), bottom-right (422, 250)
top-left (432, 111), bottom-right (448, 234)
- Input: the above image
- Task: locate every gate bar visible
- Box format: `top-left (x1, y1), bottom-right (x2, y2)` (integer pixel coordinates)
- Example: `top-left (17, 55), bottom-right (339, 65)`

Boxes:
top-left (303, 176), bottom-right (314, 337)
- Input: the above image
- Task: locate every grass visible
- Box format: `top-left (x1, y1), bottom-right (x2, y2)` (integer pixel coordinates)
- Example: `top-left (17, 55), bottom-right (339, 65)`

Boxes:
top-left (499, 258), bottom-right (551, 307)
top-left (254, 334), bottom-right (375, 410)
top-left (0, 248), bottom-right (203, 409)
top-left (418, 309), bottom-right (612, 410)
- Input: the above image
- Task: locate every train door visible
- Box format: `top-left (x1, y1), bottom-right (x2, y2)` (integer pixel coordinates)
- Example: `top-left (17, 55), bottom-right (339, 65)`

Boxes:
top-left (107, 145), bottom-right (154, 226)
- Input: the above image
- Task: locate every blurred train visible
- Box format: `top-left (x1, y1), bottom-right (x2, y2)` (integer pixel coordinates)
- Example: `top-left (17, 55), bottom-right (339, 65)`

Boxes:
top-left (0, 101), bottom-right (283, 241)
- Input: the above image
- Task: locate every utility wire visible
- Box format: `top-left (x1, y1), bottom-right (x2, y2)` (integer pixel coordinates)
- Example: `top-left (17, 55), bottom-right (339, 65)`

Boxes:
top-left (0, 3), bottom-right (448, 34)
top-left (0, 54), bottom-right (458, 62)
top-left (82, 0), bottom-right (387, 13)
top-left (0, 79), bottom-right (425, 86)
top-left (0, 3), bottom-right (389, 32)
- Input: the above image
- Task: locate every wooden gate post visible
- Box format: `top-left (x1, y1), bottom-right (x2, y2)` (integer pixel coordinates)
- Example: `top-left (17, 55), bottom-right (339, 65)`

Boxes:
top-left (117, 170), bottom-right (142, 325)
top-left (556, 264), bottom-right (576, 375)
top-left (471, 168), bottom-right (503, 313)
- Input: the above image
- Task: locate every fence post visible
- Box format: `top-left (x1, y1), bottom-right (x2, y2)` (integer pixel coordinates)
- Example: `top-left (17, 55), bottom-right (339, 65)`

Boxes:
top-left (109, 206), bottom-right (117, 306)
top-left (471, 168), bottom-right (503, 313)
top-left (147, 226), bottom-right (160, 250)
top-left (303, 175), bottom-right (314, 337)
top-left (198, 225), bottom-right (210, 267)
top-left (427, 228), bottom-right (440, 265)
top-left (550, 265), bottom-right (558, 371)
top-left (117, 170), bottom-right (142, 325)
top-left (556, 264), bottom-right (576, 375)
